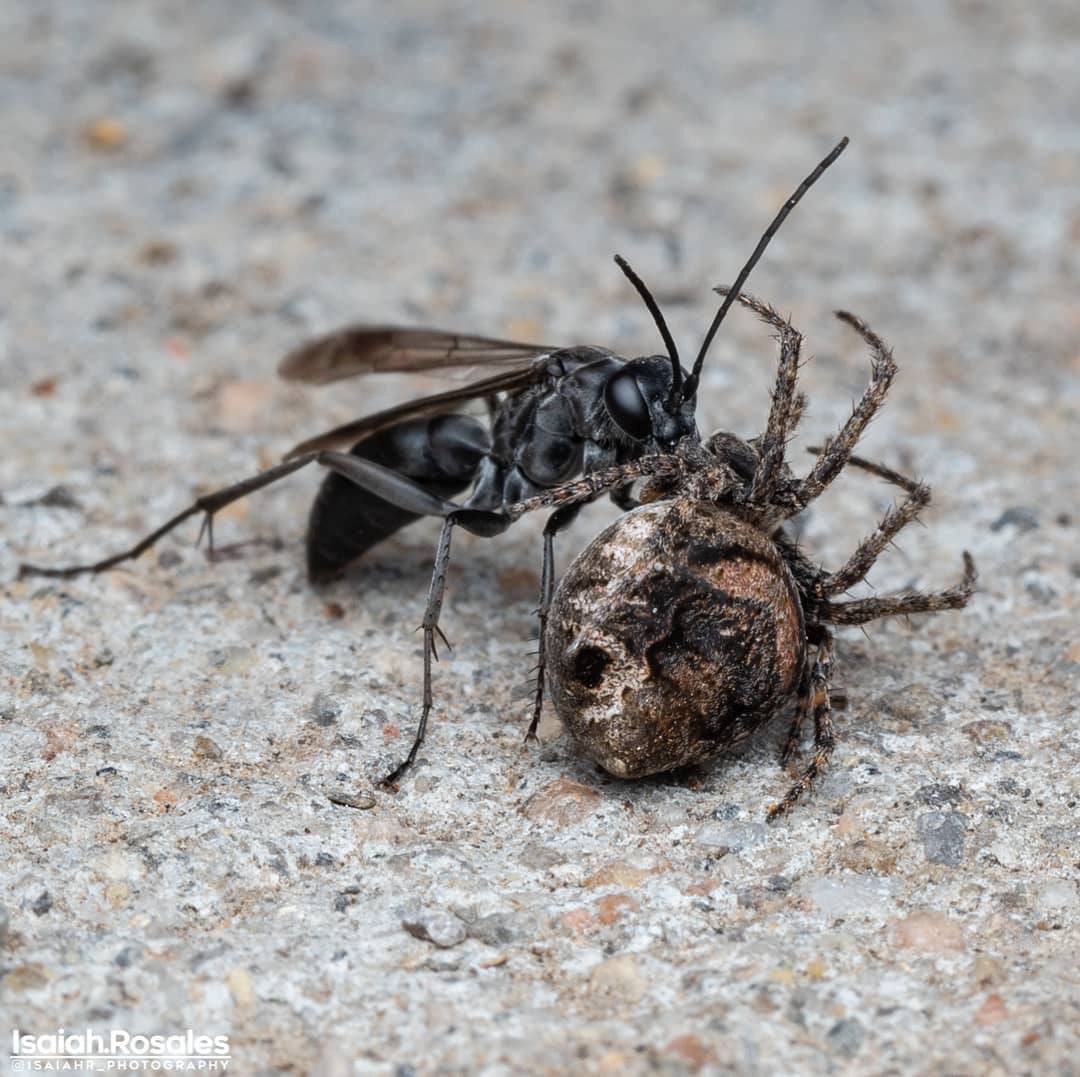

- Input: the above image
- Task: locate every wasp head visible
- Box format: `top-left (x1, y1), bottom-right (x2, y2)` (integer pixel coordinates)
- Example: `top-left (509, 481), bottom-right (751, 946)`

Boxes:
top-left (603, 355), bottom-right (697, 449)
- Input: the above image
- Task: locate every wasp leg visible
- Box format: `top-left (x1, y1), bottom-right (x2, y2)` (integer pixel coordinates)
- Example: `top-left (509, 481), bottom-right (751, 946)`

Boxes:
top-left (19, 453), bottom-right (323, 579)
top-left (609, 483), bottom-right (639, 511)
top-left (381, 507), bottom-right (512, 789)
top-left (526, 503), bottom-right (584, 742)
top-left (18, 449), bottom-right (479, 580)
top-left (768, 629), bottom-right (835, 820)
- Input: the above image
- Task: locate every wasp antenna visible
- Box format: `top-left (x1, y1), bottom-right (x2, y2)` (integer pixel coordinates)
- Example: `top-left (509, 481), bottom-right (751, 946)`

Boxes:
top-left (683, 136), bottom-right (849, 400)
top-left (613, 253), bottom-right (683, 399)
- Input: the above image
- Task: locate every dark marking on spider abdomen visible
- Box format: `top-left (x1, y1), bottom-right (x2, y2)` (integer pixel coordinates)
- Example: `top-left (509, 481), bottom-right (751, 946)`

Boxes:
top-left (546, 499), bottom-right (805, 778)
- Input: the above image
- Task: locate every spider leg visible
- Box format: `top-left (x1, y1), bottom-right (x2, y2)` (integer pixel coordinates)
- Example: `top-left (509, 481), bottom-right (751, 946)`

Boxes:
top-left (715, 288), bottom-right (805, 508)
top-left (793, 446), bottom-right (935, 598)
top-left (819, 477), bottom-right (931, 596)
top-left (769, 628), bottom-right (835, 820)
top-left (805, 447), bottom-right (922, 494)
top-left (506, 452), bottom-right (688, 522)
top-left (780, 660), bottom-right (813, 766)
top-left (526, 503), bottom-right (585, 742)
top-left (820, 551), bottom-right (976, 626)
top-left (784, 310), bottom-right (898, 517)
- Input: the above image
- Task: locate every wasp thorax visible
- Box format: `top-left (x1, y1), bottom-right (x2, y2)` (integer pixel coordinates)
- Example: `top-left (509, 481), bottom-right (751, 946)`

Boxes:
top-left (545, 500), bottom-right (806, 778)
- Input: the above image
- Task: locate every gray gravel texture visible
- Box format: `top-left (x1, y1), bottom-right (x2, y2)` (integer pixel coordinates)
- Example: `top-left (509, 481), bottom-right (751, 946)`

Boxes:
top-left (2, 2), bottom-right (1078, 1075)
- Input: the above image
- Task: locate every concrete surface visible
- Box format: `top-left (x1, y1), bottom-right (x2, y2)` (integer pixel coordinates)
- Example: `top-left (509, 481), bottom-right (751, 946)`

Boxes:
top-left (1, 2), bottom-right (1077, 1074)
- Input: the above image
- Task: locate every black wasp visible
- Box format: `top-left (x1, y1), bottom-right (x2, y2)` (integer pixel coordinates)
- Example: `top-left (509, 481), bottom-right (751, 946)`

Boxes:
top-left (21, 138), bottom-right (849, 787)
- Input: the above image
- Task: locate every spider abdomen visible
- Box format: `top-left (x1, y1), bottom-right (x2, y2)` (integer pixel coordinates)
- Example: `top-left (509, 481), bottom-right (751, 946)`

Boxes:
top-left (546, 500), bottom-right (806, 778)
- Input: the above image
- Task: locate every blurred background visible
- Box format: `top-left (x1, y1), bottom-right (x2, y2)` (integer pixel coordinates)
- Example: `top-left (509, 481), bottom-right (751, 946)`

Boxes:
top-left (3, 3), bottom-right (1076, 461)
top-left (2, 3), bottom-right (1077, 1074)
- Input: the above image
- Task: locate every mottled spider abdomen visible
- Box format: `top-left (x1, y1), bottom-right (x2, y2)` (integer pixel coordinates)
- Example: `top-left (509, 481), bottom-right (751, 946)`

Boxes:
top-left (546, 499), bottom-right (806, 778)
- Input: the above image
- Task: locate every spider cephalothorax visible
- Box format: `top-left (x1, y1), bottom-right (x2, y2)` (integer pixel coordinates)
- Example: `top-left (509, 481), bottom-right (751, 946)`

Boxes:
top-left (542, 292), bottom-right (976, 818)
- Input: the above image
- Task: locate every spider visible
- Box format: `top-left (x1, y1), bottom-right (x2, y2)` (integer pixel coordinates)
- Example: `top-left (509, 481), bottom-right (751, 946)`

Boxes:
top-left (516, 289), bottom-right (976, 818)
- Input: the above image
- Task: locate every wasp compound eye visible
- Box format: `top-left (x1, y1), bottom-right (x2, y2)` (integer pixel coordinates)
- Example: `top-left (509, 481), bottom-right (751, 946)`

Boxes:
top-left (604, 368), bottom-right (652, 440)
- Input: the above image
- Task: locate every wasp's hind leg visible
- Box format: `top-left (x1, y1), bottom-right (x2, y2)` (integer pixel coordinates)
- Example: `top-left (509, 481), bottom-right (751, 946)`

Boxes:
top-left (19, 453), bottom-right (325, 579)
top-left (306, 414), bottom-right (490, 581)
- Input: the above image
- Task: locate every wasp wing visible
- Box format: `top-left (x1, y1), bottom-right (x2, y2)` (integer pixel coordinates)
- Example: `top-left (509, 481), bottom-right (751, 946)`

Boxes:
top-left (278, 325), bottom-right (554, 384)
top-left (282, 363), bottom-right (545, 458)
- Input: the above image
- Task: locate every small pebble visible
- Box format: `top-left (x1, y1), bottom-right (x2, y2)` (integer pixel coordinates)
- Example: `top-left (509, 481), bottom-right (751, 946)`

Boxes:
top-left (975, 992), bottom-right (1008, 1026)
top-left (35, 485), bottom-right (81, 509)
top-left (962, 719), bottom-right (1012, 744)
top-left (326, 790), bottom-right (376, 810)
top-left (309, 692), bottom-right (342, 727)
top-left (585, 855), bottom-right (668, 889)
top-left (4, 964), bottom-right (51, 991)
top-left (990, 506), bottom-right (1039, 532)
top-left (401, 908), bottom-right (467, 949)
top-left (193, 735), bottom-right (223, 761)
top-left (827, 1017), bottom-right (865, 1058)
top-left (837, 839), bottom-right (898, 875)
top-left (467, 912), bottom-right (521, 946)
top-left (522, 778), bottom-right (601, 825)
top-left (594, 893), bottom-right (640, 924)
top-left (893, 911), bottom-right (965, 952)
top-left (215, 380), bottom-right (274, 433)
top-left (694, 820), bottom-right (767, 853)
top-left (915, 783), bottom-right (963, 807)
top-left (664, 1034), bottom-right (717, 1070)
top-left (226, 967), bottom-right (255, 1013)
top-left (873, 684), bottom-right (945, 729)
top-left (588, 953), bottom-right (647, 1002)
top-left (1037, 879), bottom-right (1077, 912)
top-left (917, 811), bottom-right (967, 866)
top-left (83, 116), bottom-right (128, 150)
top-left (808, 876), bottom-right (898, 918)
top-left (31, 376), bottom-right (59, 397)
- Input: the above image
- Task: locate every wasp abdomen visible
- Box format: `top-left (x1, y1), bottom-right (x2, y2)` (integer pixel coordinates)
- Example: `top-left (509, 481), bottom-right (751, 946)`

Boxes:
top-left (546, 501), bottom-right (805, 778)
top-left (306, 414), bottom-right (489, 581)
